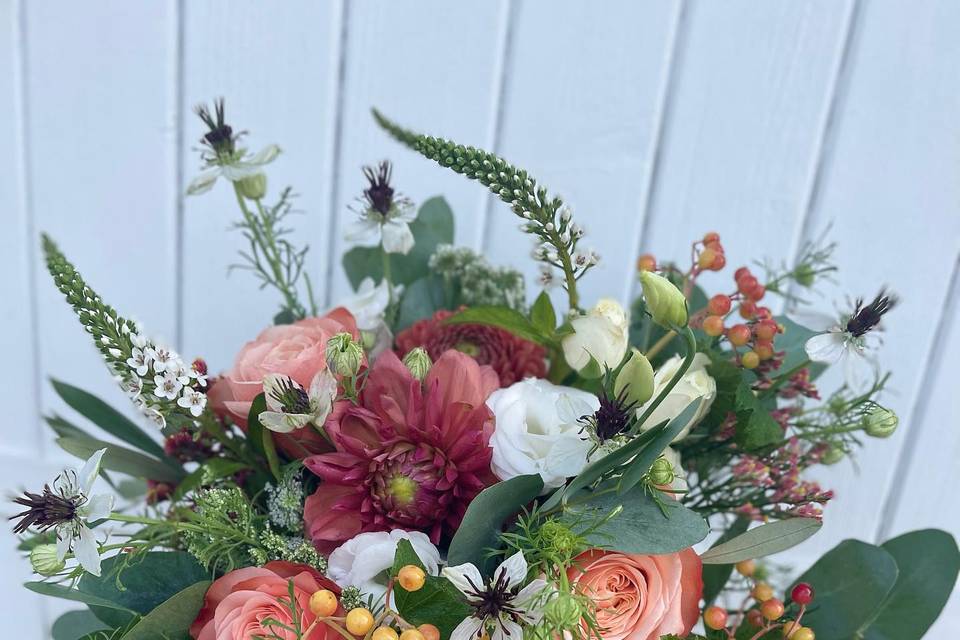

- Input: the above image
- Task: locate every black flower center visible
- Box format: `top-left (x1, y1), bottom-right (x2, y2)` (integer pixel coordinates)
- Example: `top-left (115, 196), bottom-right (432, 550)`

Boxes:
top-left (465, 569), bottom-right (526, 632)
top-left (586, 387), bottom-right (639, 442)
top-left (269, 377), bottom-right (311, 414)
top-left (11, 485), bottom-right (82, 533)
top-left (845, 289), bottom-right (897, 337)
top-left (363, 161), bottom-right (396, 217)
top-left (194, 98), bottom-right (236, 156)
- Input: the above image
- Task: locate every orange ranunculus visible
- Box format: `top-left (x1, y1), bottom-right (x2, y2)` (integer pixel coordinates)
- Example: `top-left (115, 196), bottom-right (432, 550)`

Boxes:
top-left (190, 561), bottom-right (341, 640)
top-left (567, 548), bottom-right (702, 640)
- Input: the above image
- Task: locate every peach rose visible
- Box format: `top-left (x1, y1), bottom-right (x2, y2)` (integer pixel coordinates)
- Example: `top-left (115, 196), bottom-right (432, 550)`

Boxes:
top-left (208, 309), bottom-right (358, 458)
top-left (567, 548), bottom-right (702, 640)
top-left (190, 561), bottom-right (341, 640)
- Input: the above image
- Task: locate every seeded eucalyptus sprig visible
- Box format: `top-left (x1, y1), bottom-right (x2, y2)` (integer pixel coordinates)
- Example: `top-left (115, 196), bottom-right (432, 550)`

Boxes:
top-left (372, 109), bottom-right (596, 311)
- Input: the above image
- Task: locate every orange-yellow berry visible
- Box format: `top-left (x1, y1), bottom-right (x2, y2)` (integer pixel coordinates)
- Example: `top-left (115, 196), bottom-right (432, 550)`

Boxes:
top-left (754, 342), bottom-right (774, 360)
top-left (637, 254), bottom-right (657, 272)
top-left (752, 582), bottom-right (774, 602)
top-left (760, 598), bottom-right (785, 621)
top-left (746, 609), bottom-right (764, 627)
top-left (698, 248), bottom-right (717, 269)
top-left (372, 627), bottom-right (400, 640)
top-left (755, 320), bottom-right (778, 342)
top-left (708, 294), bottom-right (732, 316)
top-left (398, 564), bottom-right (426, 591)
top-left (703, 231), bottom-right (721, 244)
top-left (742, 351), bottom-right (760, 369)
top-left (728, 324), bottom-right (751, 346)
top-left (417, 624), bottom-right (441, 640)
top-left (739, 300), bottom-right (758, 319)
top-left (703, 315), bottom-right (725, 337)
top-left (308, 589), bottom-right (338, 617)
top-left (703, 605), bottom-right (728, 630)
top-left (788, 626), bottom-right (816, 640)
top-left (735, 559), bottom-right (756, 576)
top-left (345, 608), bottom-right (375, 635)
top-left (710, 252), bottom-right (727, 270)
top-left (400, 630), bottom-right (426, 640)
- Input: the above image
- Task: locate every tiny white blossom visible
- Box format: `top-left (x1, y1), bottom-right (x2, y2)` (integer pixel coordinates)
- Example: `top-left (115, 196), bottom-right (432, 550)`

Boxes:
top-left (177, 388), bottom-right (207, 417)
top-left (147, 347), bottom-right (176, 373)
top-left (154, 372), bottom-right (183, 400)
top-left (167, 359), bottom-right (192, 386)
top-left (126, 348), bottom-right (151, 377)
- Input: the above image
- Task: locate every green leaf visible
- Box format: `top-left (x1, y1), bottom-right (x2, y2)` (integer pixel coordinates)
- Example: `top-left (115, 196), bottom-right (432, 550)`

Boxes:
top-left (56, 437), bottom-right (184, 483)
top-left (51, 378), bottom-right (166, 458)
top-left (78, 551), bottom-right (209, 628)
top-left (704, 357), bottom-right (743, 426)
top-left (24, 582), bottom-right (138, 613)
top-left (445, 306), bottom-right (550, 345)
top-left (395, 274), bottom-right (446, 331)
top-left (447, 474), bottom-right (543, 576)
top-left (701, 518), bottom-right (821, 564)
top-left (245, 394), bottom-right (268, 459)
top-left (46, 413), bottom-right (94, 441)
top-left (121, 581), bottom-right (210, 640)
top-left (51, 610), bottom-right (110, 640)
top-left (701, 517), bottom-right (751, 606)
top-left (560, 486), bottom-right (709, 555)
top-left (775, 315), bottom-right (826, 379)
top-left (860, 529), bottom-right (960, 640)
top-left (735, 410), bottom-right (782, 450)
top-left (392, 540), bottom-right (472, 640)
top-left (794, 540), bottom-right (898, 640)
top-left (173, 459), bottom-right (250, 501)
top-left (530, 291), bottom-right (557, 335)
top-left (618, 399), bottom-right (702, 494)
top-left (342, 196), bottom-right (454, 289)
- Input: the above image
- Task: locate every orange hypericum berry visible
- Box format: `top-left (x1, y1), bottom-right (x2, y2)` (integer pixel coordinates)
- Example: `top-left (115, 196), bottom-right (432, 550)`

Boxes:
top-left (788, 627), bottom-right (816, 640)
top-left (710, 252), bottom-right (727, 270)
top-left (703, 606), bottom-right (728, 630)
top-left (791, 582), bottom-right (815, 605)
top-left (760, 598), bottom-right (785, 620)
top-left (742, 351), bottom-right (760, 369)
top-left (637, 254), bottom-right (657, 272)
top-left (346, 608), bottom-right (375, 635)
top-left (739, 301), bottom-right (757, 319)
top-left (398, 564), bottom-right (426, 591)
top-left (752, 582), bottom-right (774, 602)
top-left (728, 324), bottom-right (751, 346)
top-left (748, 283), bottom-right (766, 301)
top-left (708, 294), bottom-right (732, 316)
top-left (746, 609), bottom-right (765, 627)
top-left (734, 266), bottom-right (751, 281)
top-left (698, 248), bottom-right (717, 269)
top-left (735, 559), bottom-right (756, 576)
top-left (703, 231), bottom-right (721, 244)
top-left (308, 589), bottom-right (338, 617)
top-left (417, 624), bottom-right (441, 640)
top-left (703, 315), bottom-right (725, 337)
top-left (400, 630), bottom-right (426, 640)
top-left (738, 275), bottom-right (759, 295)
top-left (755, 320), bottom-right (778, 341)
top-left (754, 342), bottom-right (774, 360)
top-left (372, 627), bottom-right (400, 640)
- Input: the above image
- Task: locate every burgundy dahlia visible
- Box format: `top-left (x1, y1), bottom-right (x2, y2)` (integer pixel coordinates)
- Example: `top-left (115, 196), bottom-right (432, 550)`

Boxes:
top-left (303, 350), bottom-right (498, 552)
top-left (395, 309), bottom-right (547, 387)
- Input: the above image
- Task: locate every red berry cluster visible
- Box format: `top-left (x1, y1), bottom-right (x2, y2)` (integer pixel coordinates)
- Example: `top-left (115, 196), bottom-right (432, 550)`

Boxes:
top-left (695, 231), bottom-right (727, 272)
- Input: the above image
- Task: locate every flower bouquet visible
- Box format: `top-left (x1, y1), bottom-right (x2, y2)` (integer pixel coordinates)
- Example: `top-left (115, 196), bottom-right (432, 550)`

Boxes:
top-left (12, 101), bottom-right (958, 640)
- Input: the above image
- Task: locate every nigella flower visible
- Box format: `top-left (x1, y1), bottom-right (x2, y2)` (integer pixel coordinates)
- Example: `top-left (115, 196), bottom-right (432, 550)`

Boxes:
top-left (443, 551), bottom-right (547, 640)
top-left (186, 99), bottom-right (280, 196)
top-left (345, 161), bottom-right (416, 255)
top-left (11, 449), bottom-right (113, 576)
top-left (259, 370), bottom-right (338, 433)
top-left (804, 289), bottom-right (897, 388)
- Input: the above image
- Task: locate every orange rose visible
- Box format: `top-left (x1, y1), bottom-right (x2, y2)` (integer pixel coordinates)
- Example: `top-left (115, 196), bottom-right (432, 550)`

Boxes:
top-left (568, 548), bottom-right (702, 640)
top-left (190, 561), bottom-right (341, 640)
top-left (208, 309), bottom-right (358, 458)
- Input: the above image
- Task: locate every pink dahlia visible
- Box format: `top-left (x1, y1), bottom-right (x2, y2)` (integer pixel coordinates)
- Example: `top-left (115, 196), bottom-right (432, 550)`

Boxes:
top-left (303, 349), bottom-right (498, 552)
top-left (395, 308), bottom-right (547, 387)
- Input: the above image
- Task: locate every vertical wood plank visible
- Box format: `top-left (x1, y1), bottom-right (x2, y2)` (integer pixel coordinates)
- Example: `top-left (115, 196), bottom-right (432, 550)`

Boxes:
top-left (797, 0), bottom-right (960, 559)
top-left (327, 0), bottom-right (510, 304)
top-left (480, 0), bottom-right (682, 308)
top-left (24, 1), bottom-right (179, 433)
top-left (180, 1), bottom-right (344, 370)
top-left (639, 0), bottom-right (854, 301)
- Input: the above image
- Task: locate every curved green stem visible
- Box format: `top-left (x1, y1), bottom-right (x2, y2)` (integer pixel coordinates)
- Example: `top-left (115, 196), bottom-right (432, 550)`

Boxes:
top-left (632, 326), bottom-right (697, 434)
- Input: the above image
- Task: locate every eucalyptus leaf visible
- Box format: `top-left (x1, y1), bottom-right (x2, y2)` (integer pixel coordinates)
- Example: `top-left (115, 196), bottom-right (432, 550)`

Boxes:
top-left (702, 517), bottom-right (751, 606)
top-left (775, 315), bottom-right (826, 379)
top-left (392, 539), bottom-right (472, 640)
top-left (700, 518), bottom-right (821, 564)
top-left (24, 582), bottom-right (138, 613)
top-left (447, 474), bottom-right (543, 576)
top-left (121, 581), bottom-right (210, 640)
top-left (395, 274), bottom-right (446, 331)
top-left (51, 610), bottom-right (110, 640)
top-left (56, 437), bottom-right (183, 483)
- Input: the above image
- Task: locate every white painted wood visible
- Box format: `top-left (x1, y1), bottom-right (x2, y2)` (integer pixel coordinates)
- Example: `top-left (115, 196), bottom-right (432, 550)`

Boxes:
top-left (180, 0), bottom-right (345, 372)
top-left (482, 0), bottom-right (682, 309)
top-left (327, 0), bottom-right (510, 304)
top-left (640, 0), bottom-right (854, 303)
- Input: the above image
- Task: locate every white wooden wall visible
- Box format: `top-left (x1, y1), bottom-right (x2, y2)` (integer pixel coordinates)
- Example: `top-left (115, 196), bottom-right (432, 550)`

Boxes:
top-left (2, 1), bottom-right (958, 636)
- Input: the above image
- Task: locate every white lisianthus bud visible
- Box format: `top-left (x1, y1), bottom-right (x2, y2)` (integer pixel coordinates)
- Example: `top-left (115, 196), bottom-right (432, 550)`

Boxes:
top-left (562, 298), bottom-right (629, 375)
top-left (325, 332), bottom-right (364, 377)
top-left (30, 544), bottom-right (66, 577)
top-left (237, 173), bottom-right (267, 200)
top-left (863, 405), bottom-right (898, 438)
top-left (614, 349), bottom-right (655, 407)
top-left (639, 271), bottom-right (688, 328)
top-left (637, 353), bottom-right (716, 442)
top-left (402, 347), bottom-right (432, 382)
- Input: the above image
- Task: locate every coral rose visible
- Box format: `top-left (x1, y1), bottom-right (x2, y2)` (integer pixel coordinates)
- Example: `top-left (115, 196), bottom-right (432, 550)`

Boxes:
top-left (303, 350), bottom-right (498, 552)
top-left (395, 308), bottom-right (546, 386)
top-left (567, 548), bottom-right (702, 640)
top-left (208, 309), bottom-right (359, 458)
top-left (190, 561), bottom-right (341, 640)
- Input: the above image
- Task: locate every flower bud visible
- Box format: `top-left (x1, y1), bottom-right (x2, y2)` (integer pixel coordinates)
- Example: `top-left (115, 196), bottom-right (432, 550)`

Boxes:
top-left (325, 332), bottom-right (364, 377)
top-left (794, 263), bottom-right (816, 287)
top-left (237, 173), bottom-right (267, 200)
top-left (614, 349), bottom-right (655, 407)
top-left (544, 592), bottom-right (584, 628)
top-left (820, 444), bottom-right (845, 465)
top-left (30, 544), bottom-right (65, 577)
top-left (863, 405), bottom-right (898, 438)
top-left (648, 456), bottom-right (676, 486)
top-left (639, 271), bottom-right (688, 328)
top-left (402, 347), bottom-right (432, 382)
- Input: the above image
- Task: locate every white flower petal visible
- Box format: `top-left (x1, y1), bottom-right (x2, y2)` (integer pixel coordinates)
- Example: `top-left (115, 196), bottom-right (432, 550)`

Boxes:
top-left (259, 410), bottom-right (308, 433)
top-left (247, 144), bottom-right (281, 166)
top-left (491, 619), bottom-right (523, 640)
top-left (262, 374), bottom-right (301, 412)
top-left (381, 219), bottom-right (415, 255)
top-left (55, 527), bottom-right (71, 561)
top-left (804, 332), bottom-right (848, 364)
top-left (78, 449), bottom-right (107, 495)
top-left (443, 563), bottom-right (485, 599)
top-left (186, 170), bottom-right (219, 195)
top-left (450, 616), bottom-right (485, 640)
top-left (495, 551), bottom-right (528, 590)
top-left (345, 217), bottom-right (382, 245)
top-left (74, 525), bottom-right (102, 576)
top-left (80, 493), bottom-right (114, 522)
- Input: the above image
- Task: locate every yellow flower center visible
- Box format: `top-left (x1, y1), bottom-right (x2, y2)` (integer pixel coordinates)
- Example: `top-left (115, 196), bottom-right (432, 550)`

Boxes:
top-left (454, 341), bottom-right (479, 357)
top-left (388, 475), bottom-right (417, 506)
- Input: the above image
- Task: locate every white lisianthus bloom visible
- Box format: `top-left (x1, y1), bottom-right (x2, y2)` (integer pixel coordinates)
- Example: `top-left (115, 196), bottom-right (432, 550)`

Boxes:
top-left (342, 277), bottom-right (391, 332)
top-left (637, 353), bottom-right (716, 442)
top-left (327, 530), bottom-right (441, 604)
top-left (259, 370), bottom-right (337, 433)
top-left (561, 298), bottom-right (629, 373)
top-left (487, 379), bottom-right (599, 491)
